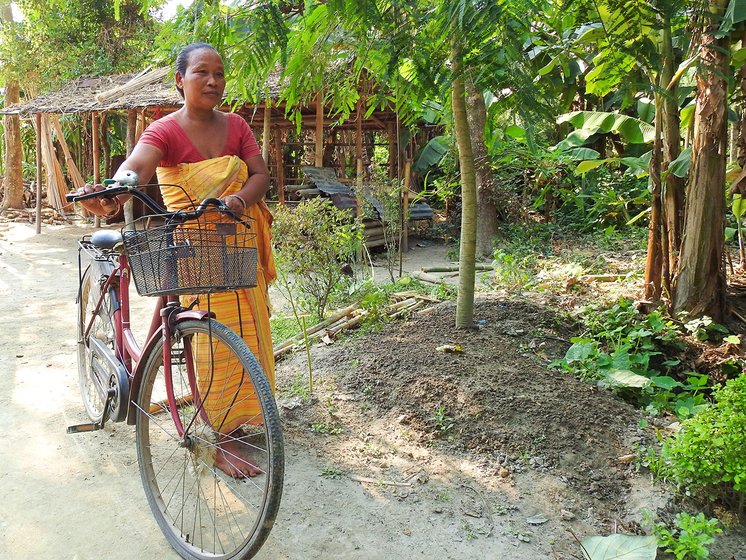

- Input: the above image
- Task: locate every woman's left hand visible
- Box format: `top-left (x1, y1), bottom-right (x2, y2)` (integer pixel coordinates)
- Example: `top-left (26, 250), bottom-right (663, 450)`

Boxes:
top-left (223, 193), bottom-right (247, 215)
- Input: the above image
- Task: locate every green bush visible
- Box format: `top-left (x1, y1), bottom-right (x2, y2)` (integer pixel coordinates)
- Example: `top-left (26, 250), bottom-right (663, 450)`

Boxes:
top-left (651, 512), bottom-right (722, 560)
top-left (661, 374), bottom-right (746, 508)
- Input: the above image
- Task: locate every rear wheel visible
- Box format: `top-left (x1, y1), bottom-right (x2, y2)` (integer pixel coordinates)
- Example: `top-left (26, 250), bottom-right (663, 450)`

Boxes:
top-left (135, 318), bottom-right (284, 560)
top-left (77, 265), bottom-right (117, 422)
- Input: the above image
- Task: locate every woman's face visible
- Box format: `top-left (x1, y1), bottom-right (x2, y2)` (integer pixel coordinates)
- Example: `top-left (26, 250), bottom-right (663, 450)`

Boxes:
top-left (176, 48), bottom-right (226, 109)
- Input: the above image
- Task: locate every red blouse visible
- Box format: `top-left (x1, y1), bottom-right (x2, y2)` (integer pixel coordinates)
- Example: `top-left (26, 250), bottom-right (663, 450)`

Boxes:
top-left (139, 112), bottom-right (261, 167)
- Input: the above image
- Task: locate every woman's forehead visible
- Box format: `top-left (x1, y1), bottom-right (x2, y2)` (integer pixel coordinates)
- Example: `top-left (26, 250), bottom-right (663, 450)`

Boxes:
top-left (187, 48), bottom-right (224, 68)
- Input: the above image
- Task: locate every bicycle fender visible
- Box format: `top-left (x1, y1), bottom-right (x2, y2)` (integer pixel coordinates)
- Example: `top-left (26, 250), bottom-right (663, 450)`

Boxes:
top-left (125, 310), bottom-right (216, 425)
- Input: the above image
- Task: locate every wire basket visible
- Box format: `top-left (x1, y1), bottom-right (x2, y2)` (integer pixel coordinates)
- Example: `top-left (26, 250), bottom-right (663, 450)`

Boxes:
top-left (123, 210), bottom-right (258, 297)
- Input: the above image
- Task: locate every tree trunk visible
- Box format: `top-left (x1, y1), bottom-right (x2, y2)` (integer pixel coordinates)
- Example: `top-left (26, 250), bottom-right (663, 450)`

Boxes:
top-left (452, 36), bottom-right (477, 329)
top-left (466, 79), bottom-right (499, 257)
top-left (672, 3), bottom-right (729, 321)
top-left (0, 1), bottom-right (24, 211)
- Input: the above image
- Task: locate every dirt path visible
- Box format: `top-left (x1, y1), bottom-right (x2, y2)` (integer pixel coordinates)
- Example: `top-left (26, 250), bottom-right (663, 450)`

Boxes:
top-left (1, 220), bottom-right (744, 560)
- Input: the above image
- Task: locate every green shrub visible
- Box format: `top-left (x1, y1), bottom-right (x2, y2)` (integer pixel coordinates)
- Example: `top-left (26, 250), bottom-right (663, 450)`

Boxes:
top-left (661, 374), bottom-right (746, 508)
top-left (272, 197), bottom-right (363, 318)
top-left (651, 512), bottom-right (722, 560)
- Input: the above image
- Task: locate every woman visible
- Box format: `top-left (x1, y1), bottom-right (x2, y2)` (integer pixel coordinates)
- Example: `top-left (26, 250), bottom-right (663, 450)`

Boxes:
top-left (79, 43), bottom-right (275, 478)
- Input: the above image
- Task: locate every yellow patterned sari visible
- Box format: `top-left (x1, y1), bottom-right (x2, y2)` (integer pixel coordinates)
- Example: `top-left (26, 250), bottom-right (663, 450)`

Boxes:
top-left (157, 155), bottom-right (275, 432)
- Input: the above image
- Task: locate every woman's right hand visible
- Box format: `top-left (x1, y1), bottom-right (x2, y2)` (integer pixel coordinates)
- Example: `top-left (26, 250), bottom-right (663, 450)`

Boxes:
top-left (76, 183), bottom-right (119, 216)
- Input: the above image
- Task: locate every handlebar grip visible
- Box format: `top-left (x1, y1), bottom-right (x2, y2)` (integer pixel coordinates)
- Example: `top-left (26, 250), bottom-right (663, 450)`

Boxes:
top-left (66, 184), bottom-right (131, 203)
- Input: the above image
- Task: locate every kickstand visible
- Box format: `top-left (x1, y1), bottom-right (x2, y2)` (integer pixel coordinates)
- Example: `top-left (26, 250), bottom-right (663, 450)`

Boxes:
top-left (67, 387), bottom-right (114, 434)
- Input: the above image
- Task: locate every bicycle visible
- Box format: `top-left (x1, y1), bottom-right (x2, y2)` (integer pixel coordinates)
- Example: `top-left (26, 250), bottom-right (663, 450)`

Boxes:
top-left (66, 173), bottom-right (284, 560)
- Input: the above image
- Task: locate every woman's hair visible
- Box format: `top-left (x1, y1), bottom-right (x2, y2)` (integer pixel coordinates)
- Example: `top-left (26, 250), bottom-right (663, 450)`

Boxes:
top-left (174, 42), bottom-right (219, 98)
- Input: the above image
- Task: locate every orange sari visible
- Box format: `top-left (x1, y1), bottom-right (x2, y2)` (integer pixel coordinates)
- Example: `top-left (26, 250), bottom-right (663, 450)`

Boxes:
top-left (157, 155), bottom-right (275, 431)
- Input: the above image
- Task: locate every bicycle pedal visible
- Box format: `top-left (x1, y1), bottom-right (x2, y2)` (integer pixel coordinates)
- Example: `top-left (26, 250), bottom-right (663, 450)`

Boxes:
top-left (66, 423), bottom-right (103, 434)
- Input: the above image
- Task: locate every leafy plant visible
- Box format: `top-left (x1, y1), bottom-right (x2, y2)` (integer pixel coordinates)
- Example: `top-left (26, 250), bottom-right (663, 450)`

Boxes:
top-left (310, 398), bottom-right (344, 435)
top-left (273, 197), bottom-right (363, 319)
top-left (551, 299), bottom-right (703, 417)
top-left (681, 315), bottom-right (729, 343)
top-left (650, 512), bottom-right (722, 560)
top-left (430, 405), bottom-right (455, 436)
top-left (660, 374), bottom-right (746, 510)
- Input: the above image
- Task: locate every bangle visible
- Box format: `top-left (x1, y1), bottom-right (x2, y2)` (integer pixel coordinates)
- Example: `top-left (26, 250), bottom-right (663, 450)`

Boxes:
top-left (226, 194), bottom-right (247, 212)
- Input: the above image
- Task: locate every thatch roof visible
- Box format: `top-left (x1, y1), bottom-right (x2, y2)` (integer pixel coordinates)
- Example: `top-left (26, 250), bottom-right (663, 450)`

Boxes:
top-left (0, 66), bottom-right (282, 116)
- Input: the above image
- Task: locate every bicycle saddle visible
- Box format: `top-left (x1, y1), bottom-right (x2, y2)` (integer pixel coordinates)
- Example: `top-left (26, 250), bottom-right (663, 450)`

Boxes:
top-left (91, 229), bottom-right (123, 249)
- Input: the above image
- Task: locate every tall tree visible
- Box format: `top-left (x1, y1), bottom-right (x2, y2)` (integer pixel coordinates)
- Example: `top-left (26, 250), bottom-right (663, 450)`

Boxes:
top-left (0, 0), bottom-right (24, 211)
top-left (672, 2), bottom-right (729, 320)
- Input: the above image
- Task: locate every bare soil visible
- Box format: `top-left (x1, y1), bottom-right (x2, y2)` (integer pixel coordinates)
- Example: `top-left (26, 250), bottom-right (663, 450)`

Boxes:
top-left (1, 218), bottom-right (744, 559)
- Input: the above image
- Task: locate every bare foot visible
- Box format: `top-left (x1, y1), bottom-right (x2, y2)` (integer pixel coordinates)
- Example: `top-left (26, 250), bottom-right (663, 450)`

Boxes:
top-left (214, 430), bottom-right (262, 478)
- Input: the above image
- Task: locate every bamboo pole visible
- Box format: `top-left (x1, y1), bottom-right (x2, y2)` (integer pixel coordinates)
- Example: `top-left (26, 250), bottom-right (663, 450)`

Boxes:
top-left (315, 93), bottom-right (324, 167)
top-left (92, 112), bottom-right (100, 227)
top-left (35, 113), bottom-right (42, 234)
top-left (50, 117), bottom-right (84, 190)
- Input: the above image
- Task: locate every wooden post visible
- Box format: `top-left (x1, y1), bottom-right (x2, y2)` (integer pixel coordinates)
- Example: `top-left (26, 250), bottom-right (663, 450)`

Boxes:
top-left (92, 112), bottom-right (100, 228)
top-left (315, 93), bottom-right (324, 167)
top-left (274, 129), bottom-right (285, 205)
top-left (402, 158), bottom-right (411, 253)
top-left (355, 98), bottom-right (364, 187)
top-left (387, 123), bottom-right (396, 180)
top-left (35, 113), bottom-right (42, 234)
top-left (123, 109), bottom-right (137, 227)
top-left (262, 101), bottom-right (271, 163)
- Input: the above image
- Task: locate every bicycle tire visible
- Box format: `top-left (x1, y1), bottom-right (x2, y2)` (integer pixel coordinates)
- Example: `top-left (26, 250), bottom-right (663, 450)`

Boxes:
top-left (135, 318), bottom-right (284, 560)
top-left (77, 264), bottom-right (117, 422)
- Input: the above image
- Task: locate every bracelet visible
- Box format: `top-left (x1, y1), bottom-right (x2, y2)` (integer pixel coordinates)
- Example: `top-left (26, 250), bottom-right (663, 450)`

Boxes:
top-left (226, 194), bottom-right (247, 212)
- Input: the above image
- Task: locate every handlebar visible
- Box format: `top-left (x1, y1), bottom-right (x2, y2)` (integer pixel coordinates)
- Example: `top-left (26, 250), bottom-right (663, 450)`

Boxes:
top-left (66, 179), bottom-right (236, 224)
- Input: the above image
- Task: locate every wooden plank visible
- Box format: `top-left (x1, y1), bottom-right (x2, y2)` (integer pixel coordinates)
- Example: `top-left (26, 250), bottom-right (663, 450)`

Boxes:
top-left (35, 113), bottom-right (42, 234)
top-left (92, 112), bottom-right (100, 227)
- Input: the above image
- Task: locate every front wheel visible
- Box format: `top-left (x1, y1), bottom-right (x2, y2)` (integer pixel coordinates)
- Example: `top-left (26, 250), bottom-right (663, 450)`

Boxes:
top-left (135, 318), bottom-right (284, 560)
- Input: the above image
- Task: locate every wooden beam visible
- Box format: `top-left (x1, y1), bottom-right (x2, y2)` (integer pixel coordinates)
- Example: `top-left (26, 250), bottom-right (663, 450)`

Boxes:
top-left (35, 113), bottom-right (42, 234)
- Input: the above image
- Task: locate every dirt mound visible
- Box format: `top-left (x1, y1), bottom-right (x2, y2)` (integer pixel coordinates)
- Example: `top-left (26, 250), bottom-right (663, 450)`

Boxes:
top-left (324, 296), bottom-right (640, 514)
